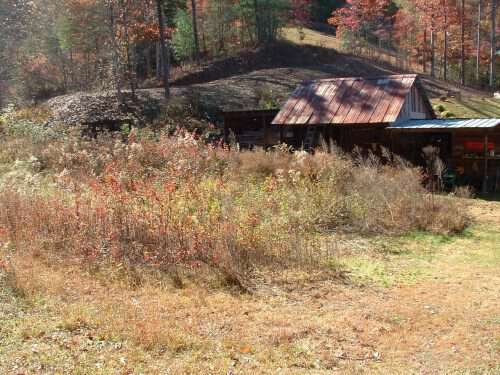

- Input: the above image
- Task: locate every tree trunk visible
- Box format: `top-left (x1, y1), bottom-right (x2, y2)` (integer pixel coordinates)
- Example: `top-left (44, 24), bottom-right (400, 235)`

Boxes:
top-left (443, 6), bottom-right (448, 81)
top-left (431, 21), bottom-right (436, 78)
top-left (156, 0), bottom-right (170, 98)
top-left (107, 1), bottom-right (123, 102)
top-left (476, 0), bottom-right (482, 82)
top-left (490, 0), bottom-right (497, 88)
top-left (423, 29), bottom-right (428, 73)
top-left (460, 0), bottom-right (465, 85)
top-left (120, 0), bottom-right (136, 96)
top-left (191, 0), bottom-right (200, 64)
top-left (156, 41), bottom-right (161, 80)
top-left (145, 44), bottom-right (152, 78)
top-left (217, 0), bottom-right (223, 52)
top-left (70, 48), bottom-right (75, 89)
top-left (254, 0), bottom-right (261, 43)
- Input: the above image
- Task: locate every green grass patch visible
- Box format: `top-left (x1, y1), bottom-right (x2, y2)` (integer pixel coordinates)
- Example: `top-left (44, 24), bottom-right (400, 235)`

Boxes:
top-left (431, 97), bottom-right (500, 118)
top-left (341, 256), bottom-right (427, 287)
top-left (455, 226), bottom-right (500, 266)
top-left (341, 224), bottom-right (498, 287)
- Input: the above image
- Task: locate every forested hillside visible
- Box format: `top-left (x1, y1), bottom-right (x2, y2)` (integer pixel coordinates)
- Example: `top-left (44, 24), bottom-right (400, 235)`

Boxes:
top-left (1, 0), bottom-right (498, 109)
top-left (330, 0), bottom-right (499, 88)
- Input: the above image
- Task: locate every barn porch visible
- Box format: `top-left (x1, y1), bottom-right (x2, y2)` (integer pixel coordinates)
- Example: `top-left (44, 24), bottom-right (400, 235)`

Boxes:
top-left (222, 116), bottom-right (391, 153)
top-left (276, 124), bottom-right (389, 152)
top-left (222, 109), bottom-right (280, 149)
top-left (388, 119), bottom-right (500, 193)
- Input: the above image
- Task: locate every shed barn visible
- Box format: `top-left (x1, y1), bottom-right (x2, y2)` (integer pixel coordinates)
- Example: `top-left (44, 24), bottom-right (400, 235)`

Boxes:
top-left (271, 74), bottom-right (434, 151)
top-left (223, 74), bottom-right (500, 192)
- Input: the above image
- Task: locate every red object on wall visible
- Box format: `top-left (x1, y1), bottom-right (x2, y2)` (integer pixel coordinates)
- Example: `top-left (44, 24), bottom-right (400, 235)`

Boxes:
top-left (464, 141), bottom-right (494, 152)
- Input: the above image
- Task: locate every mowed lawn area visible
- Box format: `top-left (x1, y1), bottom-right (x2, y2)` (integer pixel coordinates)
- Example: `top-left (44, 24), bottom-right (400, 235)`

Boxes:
top-left (1, 198), bottom-right (499, 374)
top-left (431, 97), bottom-right (500, 119)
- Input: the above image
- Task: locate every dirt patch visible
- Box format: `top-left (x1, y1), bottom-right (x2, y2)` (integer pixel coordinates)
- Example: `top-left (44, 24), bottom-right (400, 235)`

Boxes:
top-left (465, 199), bottom-right (500, 226)
top-left (171, 41), bottom-right (394, 88)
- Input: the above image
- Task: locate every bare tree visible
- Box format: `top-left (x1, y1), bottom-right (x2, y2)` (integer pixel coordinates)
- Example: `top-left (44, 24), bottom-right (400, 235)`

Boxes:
top-left (490, 0), bottom-right (497, 88)
top-left (443, 1), bottom-right (448, 81)
top-left (156, 0), bottom-right (170, 98)
top-left (107, 0), bottom-right (123, 101)
top-left (460, 0), bottom-right (465, 85)
top-left (191, 0), bottom-right (200, 64)
top-left (118, 0), bottom-right (136, 96)
top-left (423, 28), bottom-right (428, 73)
top-left (431, 18), bottom-right (436, 77)
top-left (476, 0), bottom-right (482, 82)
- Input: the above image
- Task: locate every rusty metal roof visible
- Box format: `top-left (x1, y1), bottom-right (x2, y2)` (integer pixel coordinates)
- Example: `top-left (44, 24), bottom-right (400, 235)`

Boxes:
top-left (272, 74), bottom-right (424, 126)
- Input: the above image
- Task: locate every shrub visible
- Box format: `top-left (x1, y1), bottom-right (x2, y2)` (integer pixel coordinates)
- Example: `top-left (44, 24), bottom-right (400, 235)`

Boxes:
top-left (452, 185), bottom-right (474, 199)
top-left (254, 87), bottom-right (279, 109)
top-left (0, 124), bottom-right (468, 288)
top-left (433, 104), bottom-right (446, 113)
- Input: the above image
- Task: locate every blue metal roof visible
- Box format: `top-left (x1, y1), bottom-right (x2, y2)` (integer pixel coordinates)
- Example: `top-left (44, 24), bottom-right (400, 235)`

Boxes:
top-left (389, 118), bottom-right (500, 129)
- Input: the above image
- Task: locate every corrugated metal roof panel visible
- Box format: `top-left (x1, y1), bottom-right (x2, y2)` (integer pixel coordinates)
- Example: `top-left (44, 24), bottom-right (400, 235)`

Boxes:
top-left (294, 82), bottom-right (330, 124)
top-left (311, 80), bottom-right (346, 124)
top-left (341, 80), bottom-right (371, 124)
top-left (352, 82), bottom-right (381, 124)
top-left (389, 118), bottom-right (500, 129)
top-left (272, 85), bottom-right (307, 125)
top-left (382, 77), bottom-right (415, 122)
top-left (367, 79), bottom-right (398, 123)
top-left (287, 82), bottom-right (320, 124)
top-left (332, 79), bottom-right (365, 124)
top-left (272, 74), bottom-right (425, 126)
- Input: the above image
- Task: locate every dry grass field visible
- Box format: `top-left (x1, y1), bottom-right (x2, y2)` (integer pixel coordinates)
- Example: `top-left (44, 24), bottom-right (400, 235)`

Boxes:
top-left (0, 106), bottom-right (498, 374)
top-left (0, 199), bottom-right (499, 374)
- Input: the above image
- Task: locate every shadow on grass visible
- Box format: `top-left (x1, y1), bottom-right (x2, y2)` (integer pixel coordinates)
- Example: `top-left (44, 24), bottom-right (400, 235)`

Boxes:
top-left (476, 192), bottom-right (500, 202)
top-left (172, 41), bottom-right (396, 87)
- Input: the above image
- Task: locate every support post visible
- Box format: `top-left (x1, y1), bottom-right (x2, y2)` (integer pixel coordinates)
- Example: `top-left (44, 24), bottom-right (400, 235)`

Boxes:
top-left (262, 114), bottom-right (268, 148)
top-left (483, 133), bottom-right (489, 193)
top-left (390, 130), bottom-right (394, 155)
top-left (223, 116), bottom-right (229, 145)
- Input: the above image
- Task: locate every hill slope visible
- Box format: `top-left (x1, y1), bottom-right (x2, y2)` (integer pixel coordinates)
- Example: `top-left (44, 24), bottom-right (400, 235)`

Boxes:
top-left (44, 35), bottom-right (500, 126)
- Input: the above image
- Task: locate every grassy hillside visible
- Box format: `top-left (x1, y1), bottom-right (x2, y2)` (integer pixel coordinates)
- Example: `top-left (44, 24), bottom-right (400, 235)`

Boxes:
top-left (432, 97), bottom-right (500, 118)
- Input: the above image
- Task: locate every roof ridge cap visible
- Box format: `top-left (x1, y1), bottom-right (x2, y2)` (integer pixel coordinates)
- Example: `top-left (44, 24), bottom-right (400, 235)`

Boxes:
top-left (302, 74), bottom-right (418, 84)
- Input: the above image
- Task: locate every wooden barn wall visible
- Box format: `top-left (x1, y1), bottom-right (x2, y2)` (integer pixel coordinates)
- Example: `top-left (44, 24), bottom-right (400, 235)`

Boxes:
top-left (223, 110), bottom-right (280, 148)
top-left (397, 86), bottom-right (433, 121)
top-left (391, 128), bottom-right (500, 190)
top-left (315, 126), bottom-right (390, 152)
top-left (451, 130), bottom-right (500, 188)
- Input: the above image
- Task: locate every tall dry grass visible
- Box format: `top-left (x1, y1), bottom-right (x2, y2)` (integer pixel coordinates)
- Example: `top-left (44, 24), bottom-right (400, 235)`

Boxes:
top-left (0, 112), bottom-right (468, 288)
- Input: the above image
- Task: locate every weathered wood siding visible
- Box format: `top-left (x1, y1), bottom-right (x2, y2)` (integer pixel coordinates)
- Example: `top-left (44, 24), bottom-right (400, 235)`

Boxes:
top-left (397, 86), bottom-right (434, 121)
top-left (451, 130), bottom-right (500, 188)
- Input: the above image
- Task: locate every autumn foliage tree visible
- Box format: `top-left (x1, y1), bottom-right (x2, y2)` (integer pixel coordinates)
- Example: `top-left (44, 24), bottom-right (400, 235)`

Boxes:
top-left (329, 0), bottom-right (394, 49)
top-left (332, 0), bottom-right (498, 88)
top-left (0, 0), bottom-right (313, 105)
